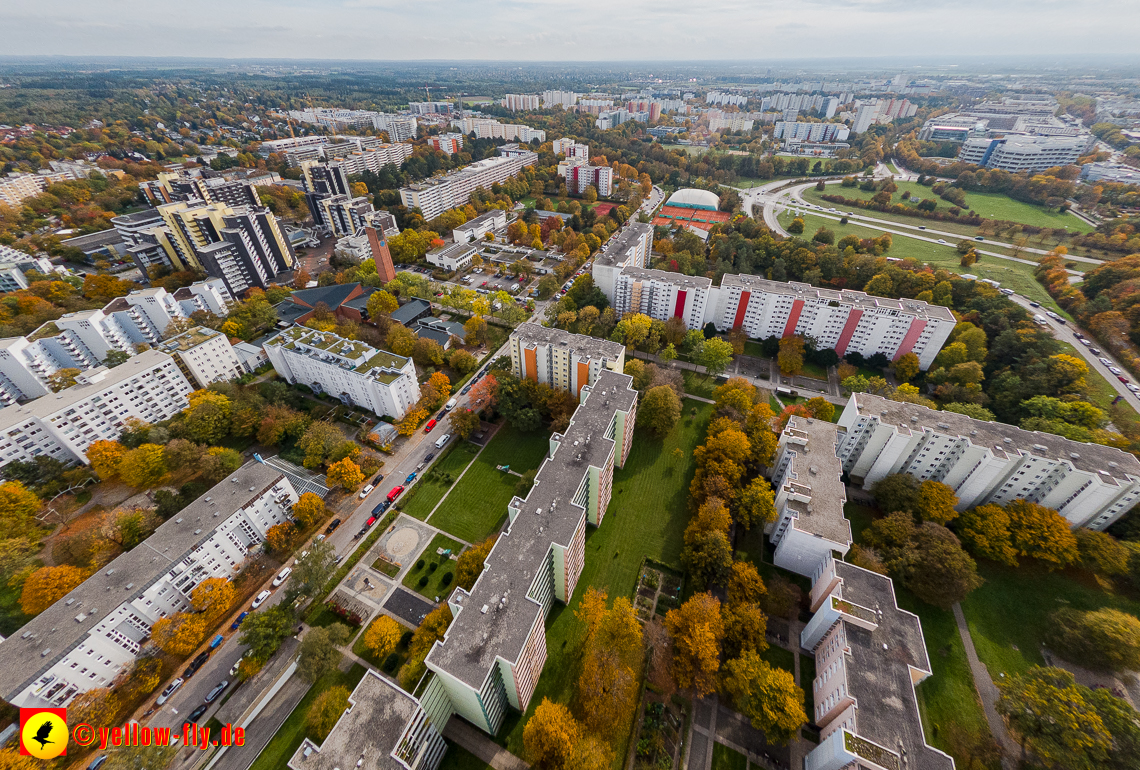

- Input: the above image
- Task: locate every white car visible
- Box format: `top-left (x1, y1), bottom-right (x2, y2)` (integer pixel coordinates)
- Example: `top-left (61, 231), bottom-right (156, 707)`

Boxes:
top-left (1110, 366), bottom-right (1124, 375)
top-left (1080, 339), bottom-right (1092, 346)
top-left (358, 484), bottom-right (374, 499)
top-left (937, 239), bottom-right (947, 244)
top-left (272, 567), bottom-right (292, 587)
top-left (156, 678), bottom-right (183, 705)
top-left (252, 590), bottom-right (272, 609)
top-left (1129, 384), bottom-right (1140, 394)
top-left (1099, 358), bottom-right (1112, 366)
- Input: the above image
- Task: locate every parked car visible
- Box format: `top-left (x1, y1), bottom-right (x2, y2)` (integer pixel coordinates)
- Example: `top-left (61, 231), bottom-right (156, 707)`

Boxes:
top-left (424, 452), bottom-right (435, 462)
top-left (365, 516), bottom-right (376, 527)
top-left (209, 634), bottom-right (224, 649)
top-left (315, 534), bottom-right (326, 542)
top-left (325, 518), bottom-right (342, 534)
top-left (1111, 366), bottom-right (1124, 375)
top-left (1120, 376), bottom-right (1130, 384)
top-left (1090, 347), bottom-right (1102, 355)
top-left (354, 526), bottom-right (368, 540)
top-left (372, 500), bottom-right (386, 514)
top-left (230, 611), bottom-right (249, 630)
top-left (1073, 332), bottom-right (1084, 339)
top-left (424, 419), bottom-right (437, 433)
top-left (252, 590), bottom-right (272, 609)
top-left (358, 483), bottom-right (374, 499)
top-left (187, 705), bottom-right (208, 723)
top-left (156, 678), bottom-right (183, 705)
top-left (273, 567), bottom-right (292, 587)
top-left (387, 485), bottom-right (405, 502)
top-left (1129, 383), bottom-right (1140, 394)
top-left (405, 472), bottom-right (417, 485)
top-left (205, 681), bottom-right (229, 703)
top-left (184, 652), bottom-right (210, 679)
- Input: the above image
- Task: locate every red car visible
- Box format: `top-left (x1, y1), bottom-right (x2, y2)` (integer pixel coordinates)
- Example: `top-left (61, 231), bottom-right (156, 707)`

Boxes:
top-left (424, 419), bottom-right (437, 433)
top-left (365, 516), bottom-right (377, 527)
top-left (1120, 376), bottom-right (1130, 384)
top-left (386, 485), bottom-right (405, 502)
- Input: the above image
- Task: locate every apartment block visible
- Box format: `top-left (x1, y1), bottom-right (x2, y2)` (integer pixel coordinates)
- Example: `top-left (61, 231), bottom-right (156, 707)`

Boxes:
top-left (430, 133), bottom-right (465, 155)
top-left (399, 148), bottom-right (538, 221)
top-left (282, 111), bottom-right (417, 142)
top-left (774, 122), bottom-right (850, 143)
top-left (139, 171), bottom-right (261, 208)
top-left (712, 276), bottom-right (956, 370)
top-left (501, 94), bottom-right (540, 111)
top-left (264, 326), bottom-right (420, 419)
top-left (425, 368), bottom-right (637, 735)
top-left (0, 173), bottom-right (46, 206)
top-left (612, 267), bottom-right (712, 331)
top-left (801, 556), bottom-right (954, 770)
top-left (509, 324), bottom-right (626, 400)
top-left (0, 350), bottom-right (192, 468)
top-left (551, 139), bottom-right (589, 159)
top-left (590, 222), bottom-right (653, 301)
top-left (837, 393), bottom-right (1140, 530)
top-left (767, 416), bottom-right (851, 577)
top-left (156, 327), bottom-right (245, 388)
top-left (0, 462), bottom-right (301, 708)
top-left (958, 135), bottom-right (1087, 173)
top-left (708, 115), bottom-right (755, 132)
top-left (558, 159), bottom-right (613, 197)
top-left (542, 91), bottom-right (578, 109)
top-left (453, 118), bottom-right (545, 143)
top-left (452, 210), bottom-right (506, 243)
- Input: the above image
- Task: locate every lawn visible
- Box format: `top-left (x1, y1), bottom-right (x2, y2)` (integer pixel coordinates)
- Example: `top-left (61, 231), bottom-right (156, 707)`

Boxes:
top-left (759, 644), bottom-right (795, 674)
top-left (497, 401), bottom-right (714, 759)
top-left (400, 441), bottom-right (482, 520)
top-left (427, 424), bottom-right (551, 542)
top-left (778, 210), bottom-right (1065, 309)
top-left (248, 663), bottom-right (367, 770)
top-left (682, 369), bottom-right (716, 399)
top-left (403, 533), bottom-right (465, 601)
top-left (743, 340), bottom-right (766, 358)
top-left (799, 360), bottom-right (828, 381)
top-left (712, 742), bottom-right (748, 770)
top-left (961, 560), bottom-right (1140, 680)
top-left (439, 745), bottom-right (492, 770)
top-left (800, 654), bottom-right (816, 722)
top-left (843, 503), bottom-right (878, 545)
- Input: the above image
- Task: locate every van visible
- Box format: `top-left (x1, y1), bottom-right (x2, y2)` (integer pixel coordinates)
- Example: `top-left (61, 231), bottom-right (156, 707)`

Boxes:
top-left (444, 397), bottom-right (457, 411)
top-left (273, 567), bottom-right (292, 586)
top-left (424, 419), bottom-right (437, 433)
top-left (435, 433), bottom-right (452, 449)
top-left (1033, 315), bottom-right (1048, 325)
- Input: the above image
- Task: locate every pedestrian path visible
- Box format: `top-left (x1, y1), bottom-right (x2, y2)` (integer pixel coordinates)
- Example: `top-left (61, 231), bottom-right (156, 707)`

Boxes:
top-left (952, 603), bottom-right (1019, 769)
top-left (443, 717), bottom-right (530, 770)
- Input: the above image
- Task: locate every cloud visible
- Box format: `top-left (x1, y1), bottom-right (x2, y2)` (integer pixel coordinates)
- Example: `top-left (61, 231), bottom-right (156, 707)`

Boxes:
top-left (2, 0), bottom-right (1138, 59)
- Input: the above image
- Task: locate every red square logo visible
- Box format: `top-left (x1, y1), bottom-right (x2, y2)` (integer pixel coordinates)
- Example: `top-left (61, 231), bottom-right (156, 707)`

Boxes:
top-left (19, 708), bottom-right (68, 758)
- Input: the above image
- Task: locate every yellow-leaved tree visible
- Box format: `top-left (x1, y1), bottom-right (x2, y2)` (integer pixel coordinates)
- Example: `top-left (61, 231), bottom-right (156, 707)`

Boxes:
top-left (150, 612), bottom-right (208, 656)
top-left (326, 458), bottom-right (364, 491)
top-left (19, 565), bottom-right (86, 614)
top-left (362, 615), bottom-right (402, 660)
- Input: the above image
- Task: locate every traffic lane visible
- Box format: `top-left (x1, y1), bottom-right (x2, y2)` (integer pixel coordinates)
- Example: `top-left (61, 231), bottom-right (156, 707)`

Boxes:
top-left (151, 639), bottom-right (248, 730)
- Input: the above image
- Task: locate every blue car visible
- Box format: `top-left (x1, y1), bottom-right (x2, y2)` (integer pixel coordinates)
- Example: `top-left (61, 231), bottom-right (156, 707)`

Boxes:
top-left (372, 501), bottom-right (386, 515)
top-left (209, 634), bottom-right (225, 649)
top-left (405, 472), bottom-right (417, 484)
top-left (230, 612), bottom-right (249, 631)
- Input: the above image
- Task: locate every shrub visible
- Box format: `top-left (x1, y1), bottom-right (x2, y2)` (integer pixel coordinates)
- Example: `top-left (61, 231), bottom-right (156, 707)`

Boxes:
top-left (382, 653), bottom-right (399, 673)
top-left (418, 575), bottom-right (429, 587)
top-left (415, 559), bottom-right (424, 570)
top-left (428, 562), bottom-right (438, 573)
top-left (441, 572), bottom-right (453, 587)
top-left (399, 631), bottom-right (413, 648)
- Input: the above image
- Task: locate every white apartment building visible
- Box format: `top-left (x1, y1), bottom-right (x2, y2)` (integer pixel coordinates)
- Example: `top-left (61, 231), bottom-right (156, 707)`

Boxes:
top-left (958, 135), bottom-right (1087, 173)
top-left (0, 462), bottom-right (301, 708)
top-left (838, 393), bottom-right (1140, 530)
top-left (590, 222), bottom-right (653, 302)
top-left (509, 324), bottom-right (626, 400)
top-left (328, 144), bottom-right (414, 175)
top-left (708, 116), bottom-right (755, 132)
top-left (0, 173), bottom-right (46, 206)
top-left (282, 110), bottom-right (417, 142)
top-left (612, 267), bottom-right (712, 331)
top-left (264, 326), bottom-right (420, 419)
top-left (156, 327), bottom-right (245, 388)
top-left (399, 149), bottom-right (538, 221)
top-left (452, 118), bottom-right (546, 143)
top-left (426, 243), bottom-right (477, 272)
top-left (452, 210), bottom-right (506, 243)
top-left (558, 159), bottom-right (613, 197)
top-left (0, 350), bottom-right (192, 468)
top-left (543, 91), bottom-right (579, 109)
top-left (774, 122), bottom-right (850, 143)
top-left (501, 94), bottom-right (540, 111)
top-left (1080, 162), bottom-right (1140, 185)
top-left (767, 417), bottom-right (851, 577)
top-left (551, 139), bottom-right (589, 159)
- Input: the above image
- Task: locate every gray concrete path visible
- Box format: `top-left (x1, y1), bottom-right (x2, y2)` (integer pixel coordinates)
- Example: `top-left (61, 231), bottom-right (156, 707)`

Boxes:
top-left (952, 603), bottom-right (1019, 769)
top-left (443, 717), bottom-right (529, 770)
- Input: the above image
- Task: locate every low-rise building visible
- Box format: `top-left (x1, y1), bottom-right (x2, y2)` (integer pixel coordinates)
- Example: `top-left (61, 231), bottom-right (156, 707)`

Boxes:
top-left (264, 326), bottom-right (420, 419)
top-left (426, 242), bottom-right (478, 272)
top-left (156, 327), bottom-right (245, 388)
top-left (0, 461), bottom-right (302, 708)
top-left (509, 323), bottom-right (626, 399)
top-left (837, 393), bottom-right (1140, 530)
top-left (452, 210), bottom-right (507, 243)
top-left (1080, 162), bottom-right (1140, 185)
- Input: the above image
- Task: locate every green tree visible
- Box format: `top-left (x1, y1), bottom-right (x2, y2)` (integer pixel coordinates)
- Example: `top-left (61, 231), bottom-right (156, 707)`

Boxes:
top-left (1075, 529), bottom-right (1130, 577)
top-left (722, 650), bottom-right (807, 745)
top-left (637, 385), bottom-right (682, 436)
top-left (1046, 608), bottom-right (1140, 672)
top-left (699, 337), bottom-right (735, 379)
top-left (905, 522), bottom-right (983, 609)
top-left (181, 390), bottom-right (232, 444)
top-left (297, 623), bottom-right (352, 682)
top-left (306, 685), bottom-right (350, 741)
top-left (239, 605), bottom-right (295, 660)
top-left (286, 540), bottom-right (338, 603)
top-left (871, 474), bottom-right (920, 515)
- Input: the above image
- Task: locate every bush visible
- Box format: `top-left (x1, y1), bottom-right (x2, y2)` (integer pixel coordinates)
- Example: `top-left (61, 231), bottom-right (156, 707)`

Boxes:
top-left (382, 653), bottom-right (399, 673)
top-left (415, 559), bottom-right (424, 570)
top-left (418, 575), bottom-right (429, 587)
top-left (441, 572), bottom-right (453, 587)
top-left (399, 631), bottom-right (413, 648)
top-left (428, 562), bottom-right (438, 573)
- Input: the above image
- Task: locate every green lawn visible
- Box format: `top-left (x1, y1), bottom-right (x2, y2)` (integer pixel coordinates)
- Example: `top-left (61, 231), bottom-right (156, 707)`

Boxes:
top-left (778, 210), bottom-right (1065, 309)
top-left (843, 503), bottom-right (878, 545)
top-left (248, 664), bottom-right (367, 770)
top-left (682, 369), bottom-right (717, 399)
top-left (400, 441), bottom-right (481, 520)
top-left (800, 654), bottom-right (816, 723)
top-left (760, 644), bottom-right (795, 674)
top-left (427, 424), bottom-right (551, 542)
top-left (403, 533), bottom-right (465, 601)
top-left (498, 401), bottom-right (714, 758)
top-left (961, 561), bottom-right (1140, 680)
top-left (439, 745), bottom-right (492, 770)
top-left (799, 360), bottom-right (828, 381)
top-left (712, 742), bottom-right (748, 770)
top-left (743, 340), bottom-right (767, 358)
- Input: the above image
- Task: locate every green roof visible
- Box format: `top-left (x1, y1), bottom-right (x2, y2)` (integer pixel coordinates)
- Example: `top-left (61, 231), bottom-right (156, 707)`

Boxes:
top-left (269, 325), bottom-right (409, 383)
top-left (160, 327), bottom-right (219, 352)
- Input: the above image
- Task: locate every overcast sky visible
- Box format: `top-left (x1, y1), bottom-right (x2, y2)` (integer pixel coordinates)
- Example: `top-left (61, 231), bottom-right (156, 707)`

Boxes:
top-left (5, 0), bottom-right (1139, 61)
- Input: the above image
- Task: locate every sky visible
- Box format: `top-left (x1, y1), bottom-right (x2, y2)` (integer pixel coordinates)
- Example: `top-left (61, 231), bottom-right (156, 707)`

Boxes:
top-left (4, 0), bottom-right (1140, 61)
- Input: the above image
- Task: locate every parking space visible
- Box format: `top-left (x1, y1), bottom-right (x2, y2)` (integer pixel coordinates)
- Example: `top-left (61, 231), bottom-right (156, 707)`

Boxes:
top-left (384, 587), bottom-right (438, 628)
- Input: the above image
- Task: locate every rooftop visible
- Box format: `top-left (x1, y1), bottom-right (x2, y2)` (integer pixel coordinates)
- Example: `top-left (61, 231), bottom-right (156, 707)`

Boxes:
top-left (454, 210), bottom-right (506, 231)
top-left (266, 326), bottom-right (410, 384)
top-left (721, 276), bottom-right (957, 323)
top-left (852, 393), bottom-right (1140, 484)
top-left (0, 461), bottom-right (287, 700)
top-left (427, 369), bottom-right (637, 688)
top-left (619, 265), bottom-right (713, 290)
top-left (665, 188), bottom-right (721, 209)
top-left (157, 326), bottom-right (223, 353)
top-left (288, 283), bottom-right (362, 311)
top-left (780, 416), bottom-right (851, 544)
top-left (390, 298), bottom-right (433, 326)
top-left (595, 222), bottom-right (653, 269)
top-left (511, 322), bottom-right (625, 361)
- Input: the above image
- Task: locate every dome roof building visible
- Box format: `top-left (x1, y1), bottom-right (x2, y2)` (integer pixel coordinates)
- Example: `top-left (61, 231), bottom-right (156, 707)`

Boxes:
top-left (664, 188), bottom-right (721, 211)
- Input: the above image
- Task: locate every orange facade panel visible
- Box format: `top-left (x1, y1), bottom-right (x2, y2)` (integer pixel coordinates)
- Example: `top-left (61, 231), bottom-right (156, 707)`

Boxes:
top-left (575, 360), bottom-right (589, 399)
top-left (524, 346), bottom-right (538, 383)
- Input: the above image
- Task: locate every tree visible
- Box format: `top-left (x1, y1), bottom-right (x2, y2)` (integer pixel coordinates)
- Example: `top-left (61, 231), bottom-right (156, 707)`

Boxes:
top-left (464, 315), bottom-right (489, 347)
top-left (1075, 529), bottom-right (1130, 577)
top-left (456, 535), bottom-right (496, 590)
top-left (997, 666), bottom-right (1112, 769)
top-left (777, 336), bottom-right (805, 375)
top-left (915, 480), bottom-right (959, 525)
top-left (575, 589), bottom-right (643, 738)
top-left (292, 492), bottom-right (327, 529)
top-left (202, 446), bottom-right (242, 483)
top-left (396, 406), bottom-right (428, 436)
top-left (327, 458), bottom-right (365, 490)
top-left (387, 324), bottom-right (417, 357)
top-left (181, 389), bottom-right (233, 444)
top-left (239, 605), bottom-right (295, 660)
top-left (955, 505), bottom-right (1018, 566)
top-left (265, 522), bottom-right (297, 553)
top-left (894, 352), bottom-right (920, 383)
top-left (736, 478), bottom-right (776, 531)
top-left (298, 623), bottom-right (352, 682)
top-left (366, 290), bottom-right (398, 318)
top-left (864, 273), bottom-right (894, 297)
top-left (87, 440), bottom-right (126, 480)
top-left (723, 650), bottom-right (807, 744)
top-left (117, 443), bottom-right (167, 489)
top-left (871, 473), bottom-right (921, 515)
top-left (287, 540), bottom-right (338, 602)
top-left (699, 337), bottom-right (735, 379)
top-left (47, 367), bottom-right (81, 392)
top-left (905, 523), bottom-right (984, 609)
top-left (1046, 608), bottom-right (1140, 672)
top-left (804, 396), bottom-right (834, 422)
top-left (190, 578), bottom-right (236, 623)
top-left (150, 612), bottom-right (207, 656)
top-left (787, 217), bottom-right (805, 235)
top-left (524, 698), bottom-right (581, 770)
top-left (363, 615), bottom-right (403, 660)
top-left (638, 385), bottom-right (681, 436)
top-left (449, 408), bottom-right (481, 440)
top-left (306, 685), bottom-right (350, 741)
top-left (664, 593), bottom-right (724, 696)
top-left (103, 349), bottom-right (131, 368)
top-left (1005, 499), bottom-right (1079, 569)
top-left (293, 268), bottom-right (312, 288)
top-left (19, 565), bottom-right (85, 614)
top-left (448, 348), bottom-right (478, 374)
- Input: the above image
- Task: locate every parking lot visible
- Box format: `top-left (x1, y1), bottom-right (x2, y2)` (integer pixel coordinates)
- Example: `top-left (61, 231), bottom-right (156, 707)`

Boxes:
top-left (385, 587), bottom-right (437, 627)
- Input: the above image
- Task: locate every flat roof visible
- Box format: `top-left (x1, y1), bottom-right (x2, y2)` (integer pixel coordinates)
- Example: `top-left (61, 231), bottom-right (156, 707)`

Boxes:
top-left (157, 326), bottom-right (223, 352)
top-left (595, 222), bottom-right (653, 267)
top-left (780, 416), bottom-right (850, 544)
top-left (0, 461), bottom-right (286, 700)
top-left (511, 322), bottom-right (625, 361)
top-left (721, 276), bottom-right (956, 323)
top-left (427, 369), bottom-right (636, 688)
top-left (852, 393), bottom-right (1140, 484)
top-left (454, 210), bottom-right (506, 231)
top-left (619, 265), bottom-right (712, 290)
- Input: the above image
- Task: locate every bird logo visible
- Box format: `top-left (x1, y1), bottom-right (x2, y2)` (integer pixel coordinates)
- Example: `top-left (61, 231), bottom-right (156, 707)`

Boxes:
top-left (19, 708), bottom-right (67, 759)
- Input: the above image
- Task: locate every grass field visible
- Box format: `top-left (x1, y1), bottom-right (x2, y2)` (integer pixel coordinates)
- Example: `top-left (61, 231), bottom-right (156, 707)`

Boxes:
top-left (760, 643), bottom-right (796, 674)
top-left (439, 745), bottom-right (492, 770)
top-left (248, 664), bottom-right (367, 770)
top-left (682, 369), bottom-right (717, 399)
top-left (778, 210), bottom-right (1065, 310)
top-left (799, 360), bottom-right (828, 381)
top-left (403, 533), bottom-right (465, 600)
top-left (712, 743), bottom-right (748, 770)
top-left (400, 441), bottom-right (481, 520)
top-left (497, 401), bottom-right (714, 758)
top-left (427, 424), bottom-right (551, 542)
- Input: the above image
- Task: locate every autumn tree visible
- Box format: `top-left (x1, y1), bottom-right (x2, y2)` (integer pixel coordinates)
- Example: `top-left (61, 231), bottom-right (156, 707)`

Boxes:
top-left (1005, 499), bottom-right (1079, 569)
top-left (19, 565), bottom-right (85, 614)
top-left (150, 612), bottom-right (207, 656)
top-left (468, 373), bottom-right (499, 411)
top-left (292, 492), bottom-right (327, 529)
top-left (449, 408), bottom-right (481, 440)
top-left (682, 498), bottom-right (734, 588)
top-left (456, 535), bottom-right (497, 590)
top-left (363, 614), bottom-right (403, 660)
top-left (396, 406), bottom-right (429, 436)
top-left (327, 458), bottom-right (365, 490)
top-left (723, 650), bottom-right (807, 745)
top-left (893, 352), bottom-right (920, 383)
top-left (366, 290), bottom-right (398, 318)
top-left (736, 478), bottom-right (776, 531)
top-left (117, 444), bottom-right (168, 489)
top-left (954, 505), bottom-right (1018, 566)
top-left (804, 396), bottom-right (835, 422)
top-left (190, 578), bottom-right (236, 623)
top-left (777, 336), bottom-right (805, 375)
top-left (464, 315), bottom-right (488, 346)
top-left (0, 481), bottom-right (42, 538)
top-left (47, 367), bottom-right (81, 393)
top-left (298, 623), bottom-right (351, 682)
top-left (664, 592), bottom-right (725, 696)
top-left (575, 588), bottom-right (643, 738)
top-left (524, 698), bottom-right (581, 770)
top-left (699, 337), bottom-right (735, 379)
top-left (1075, 529), bottom-right (1130, 577)
top-left (915, 480), bottom-right (959, 525)
top-left (725, 561), bottom-right (768, 658)
top-left (87, 440), bottom-right (127, 480)
top-left (638, 385), bottom-right (682, 437)
top-left (202, 446), bottom-right (242, 483)
top-left (181, 389), bottom-right (232, 444)
top-left (1046, 608), bottom-right (1140, 672)
top-left (306, 685), bottom-right (350, 741)
top-left (387, 324), bottom-right (417, 357)
top-left (265, 522), bottom-right (297, 553)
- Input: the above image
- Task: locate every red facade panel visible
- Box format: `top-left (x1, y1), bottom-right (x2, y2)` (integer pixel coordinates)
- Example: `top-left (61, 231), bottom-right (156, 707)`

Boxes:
top-left (673, 289), bottom-right (687, 319)
top-left (731, 290), bottom-right (751, 330)
top-left (834, 309), bottom-right (864, 356)
top-left (894, 318), bottom-right (927, 361)
top-left (782, 299), bottom-right (805, 338)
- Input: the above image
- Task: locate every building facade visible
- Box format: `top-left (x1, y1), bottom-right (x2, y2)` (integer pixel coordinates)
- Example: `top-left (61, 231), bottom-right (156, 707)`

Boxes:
top-left (590, 222), bottom-right (653, 302)
top-left (399, 149), bottom-right (538, 221)
top-left (957, 135), bottom-right (1087, 173)
top-left (156, 327), bottom-right (245, 388)
top-left (264, 326), bottom-right (420, 419)
top-left (0, 462), bottom-right (301, 708)
top-left (558, 160), bottom-right (613, 197)
top-left (612, 267), bottom-right (712, 331)
top-left (429, 133), bottom-right (465, 155)
top-left (452, 210), bottom-right (506, 243)
top-left (426, 243), bottom-right (477, 272)
top-left (509, 324), bottom-right (626, 400)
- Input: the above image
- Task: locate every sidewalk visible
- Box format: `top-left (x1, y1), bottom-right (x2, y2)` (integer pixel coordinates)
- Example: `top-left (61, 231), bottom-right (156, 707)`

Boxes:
top-left (952, 603), bottom-right (1018, 770)
top-left (443, 717), bottom-right (529, 770)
